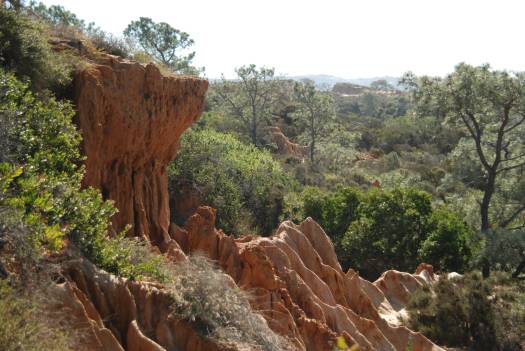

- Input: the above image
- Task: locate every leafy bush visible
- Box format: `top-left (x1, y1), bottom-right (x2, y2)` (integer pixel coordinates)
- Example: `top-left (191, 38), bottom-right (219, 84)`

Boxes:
top-left (407, 272), bottom-right (525, 351)
top-left (169, 129), bottom-right (290, 235)
top-left (419, 208), bottom-right (473, 272)
top-left (289, 185), bottom-right (473, 279)
top-left (301, 186), bottom-right (361, 243)
top-left (0, 6), bottom-right (72, 90)
top-left (342, 188), bottom-right (473, 278)
top-left (168, 255), bottom-right (291, 350)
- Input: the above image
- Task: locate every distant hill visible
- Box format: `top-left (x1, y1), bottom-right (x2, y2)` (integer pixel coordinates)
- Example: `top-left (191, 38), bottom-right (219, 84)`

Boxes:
top-left (287, 74), bottom-right (401, 89)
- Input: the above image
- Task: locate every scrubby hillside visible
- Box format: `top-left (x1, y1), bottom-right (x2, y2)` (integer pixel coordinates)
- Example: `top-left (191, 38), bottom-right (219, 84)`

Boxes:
top-left (1, 2), bottom-right (524, 351)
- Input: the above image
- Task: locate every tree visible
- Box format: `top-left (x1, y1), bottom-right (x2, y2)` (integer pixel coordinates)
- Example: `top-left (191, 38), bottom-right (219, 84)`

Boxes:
top-left (293, 80), bottom-right (335, 163)
top-left (370, 79), bottom-right (394, 91)
top-left (212, 65), bottom-right (276, 146)
top-left (124, 17), bottom-right (197, 74)
top-left (403, 64), bottom-right (525, 232)
top-left (28, 1), bottom-right (85, 28)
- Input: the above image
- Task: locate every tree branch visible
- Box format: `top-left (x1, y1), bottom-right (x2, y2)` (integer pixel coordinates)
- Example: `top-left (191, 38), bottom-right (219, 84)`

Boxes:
top-left (500, 204), bottom-right (525, 228)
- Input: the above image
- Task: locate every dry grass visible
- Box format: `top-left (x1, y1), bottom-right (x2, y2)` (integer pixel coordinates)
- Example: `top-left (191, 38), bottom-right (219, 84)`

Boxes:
top-left (0, 281), bottom-right (74, 351)
top-left (168, 255), bottom-right (292, 351)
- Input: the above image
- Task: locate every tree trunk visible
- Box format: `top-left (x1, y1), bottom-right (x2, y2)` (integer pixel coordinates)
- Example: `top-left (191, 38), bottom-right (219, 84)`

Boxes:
top-left (480, 171), bottom-right (496, 231)
top-left (250, 108), bottom-right (257, 145)
top-left (513, 259), bottom-right (525, 278)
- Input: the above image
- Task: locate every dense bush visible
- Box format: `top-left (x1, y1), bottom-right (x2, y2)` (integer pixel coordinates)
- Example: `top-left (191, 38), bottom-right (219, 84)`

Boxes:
top-left (407, 272), bottom-right (525, 351)
top-left (0, 6), bottom-right (72, 90)
top-left (301, 186), bottom-right (361, 242)
top-left (343, 188), bottom-right (473, 278)
top-left (419, 208), bottom-right (473, 273)
top-left (169, 129), bottom-right (290, 235)
top-left (289, 186), bottom-right (473, 279)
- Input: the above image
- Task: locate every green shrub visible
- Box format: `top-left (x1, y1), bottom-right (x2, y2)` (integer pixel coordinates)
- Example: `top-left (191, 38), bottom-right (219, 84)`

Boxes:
top-left (419, 208), bottom-right (473, 272)
top-left (342, 188), bottom-right (473, 279)
top-left (169, 129), bottom-right (290, 235)
top-left (406, 272), bottom-right (525, 351)
top-left (291, 185), bottom-right (473, 279)
top-left (299, 186), bottom-right (361, 244)
top-left (342, 188), bottom-right (433, 278)
top-left (0, 6), bottom-right (72, 90)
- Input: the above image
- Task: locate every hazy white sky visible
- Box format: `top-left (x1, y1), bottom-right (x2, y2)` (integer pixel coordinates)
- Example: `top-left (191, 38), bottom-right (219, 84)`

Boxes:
top-left (40, 0), bottom-right (525, 79)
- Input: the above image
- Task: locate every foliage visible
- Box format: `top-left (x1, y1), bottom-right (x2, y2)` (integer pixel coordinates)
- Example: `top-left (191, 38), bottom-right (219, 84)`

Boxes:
top-left (168, 255), bottom-right (292, 350)
top-left (169, 129), bottom-right (290, 235)
top-left (419, 208), bottom-right (473, 273)
top-left (0, 69), bottom-right (161, 280)
top-left (342, 188), bottom-right (473, 278)
top-left (407, 272), bottom-right (525, 351)
top-left (210, 65), bottom-right (277, 145)
top-left (0, 281), bottom-right (73, 351)
top-left (293, 80), bottom-right (336, 163)
top-left (403, 64), bottom-right (525, 231)
top-left (289, 185), bottom-right (473, 278)
top-left (301, 186), bottom-right (361, 244)
top-left (124, 17), bottom-right (199, 74)
top-left (0, 5), bottom-right (72, 90)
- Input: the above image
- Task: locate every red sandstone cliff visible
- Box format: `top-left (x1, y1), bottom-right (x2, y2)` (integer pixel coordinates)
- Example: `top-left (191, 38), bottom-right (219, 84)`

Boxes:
top-left (70, 54), bottom-right (443, 351)
top-left (75, 55), bottom-right (208, 246)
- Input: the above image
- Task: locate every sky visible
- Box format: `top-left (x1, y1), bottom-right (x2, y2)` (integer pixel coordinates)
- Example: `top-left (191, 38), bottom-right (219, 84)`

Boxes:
top-left (40, 0), bottom-right (525, 79)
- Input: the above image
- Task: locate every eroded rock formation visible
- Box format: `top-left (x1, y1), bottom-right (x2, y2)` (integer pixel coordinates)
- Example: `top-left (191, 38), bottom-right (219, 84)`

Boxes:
top-left (75, 55), bottom-right (208, 245)
top-left (269, 126), bottom-right (309, 159)
top-left (170, 206), bottom-right (443, 351)
top-left (53, 257), bottom-right (227, 351)
top-left (71, 55), bottom-right (443, 350)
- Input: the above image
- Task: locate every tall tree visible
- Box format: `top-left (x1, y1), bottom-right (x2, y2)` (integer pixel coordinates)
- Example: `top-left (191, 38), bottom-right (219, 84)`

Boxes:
top-left (212, 65), bottom-right (276, 146)
top-left (124, 17), bottom-right (197, 74)
top-left (403, 63), bottom-right (525, 232)
top-left (293, 80), bottom-right (335, 163)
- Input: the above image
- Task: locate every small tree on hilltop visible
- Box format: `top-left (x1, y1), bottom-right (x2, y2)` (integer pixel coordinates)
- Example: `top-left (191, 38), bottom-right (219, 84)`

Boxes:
top-left (124, 17), bottom-right (199, 74)
top-left (293, 80), bottom-right (335, 164)
top-left (212, 65), bottom-right (277, 146)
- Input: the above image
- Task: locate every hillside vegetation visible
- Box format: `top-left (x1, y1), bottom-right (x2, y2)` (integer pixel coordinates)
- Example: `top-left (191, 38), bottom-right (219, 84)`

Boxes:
top-left (0, 1), bottom-right (524, 351)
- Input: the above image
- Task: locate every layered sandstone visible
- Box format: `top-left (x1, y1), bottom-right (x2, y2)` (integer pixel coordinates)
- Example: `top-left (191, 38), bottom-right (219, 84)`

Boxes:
top-left (74, 55), bottom-right (208, 245)
top-left (54, 257), bottom-right (228, 351)
top-left (171, 206), bottom-right (443, 351)
top-left (269, 126), bottom-right (309, 159)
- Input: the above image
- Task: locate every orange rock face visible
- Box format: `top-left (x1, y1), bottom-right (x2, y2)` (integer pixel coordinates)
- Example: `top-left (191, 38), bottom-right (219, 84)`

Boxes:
top-left (171, 206), bottom-right (444, 351)
top-left (57, 258), bottom-right (226, 351)
top-left (269, 126), bottom-right (309, 159)
top-left (74, 55), bottom-right (208, 245)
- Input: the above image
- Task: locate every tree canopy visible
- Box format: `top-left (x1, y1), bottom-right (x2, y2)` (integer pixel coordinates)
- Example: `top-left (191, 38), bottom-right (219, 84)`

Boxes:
top-left (124, 17), bottom-right (198, 74)
top-left (403, 64), bottom-right (525, 232)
